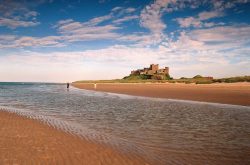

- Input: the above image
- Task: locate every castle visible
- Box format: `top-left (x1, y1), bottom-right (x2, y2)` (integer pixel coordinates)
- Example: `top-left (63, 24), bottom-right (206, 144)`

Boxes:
top-left (130, 64), bottom-right (169, 76)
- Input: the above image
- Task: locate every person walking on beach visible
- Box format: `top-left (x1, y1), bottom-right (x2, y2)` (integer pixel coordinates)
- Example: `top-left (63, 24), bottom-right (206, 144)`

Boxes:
top-left (67, 82), bottom-right (70, 89)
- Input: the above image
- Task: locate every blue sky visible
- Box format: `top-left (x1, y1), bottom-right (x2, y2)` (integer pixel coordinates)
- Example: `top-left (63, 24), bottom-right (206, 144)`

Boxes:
top-left (0, 0), bottom-right (250, 82)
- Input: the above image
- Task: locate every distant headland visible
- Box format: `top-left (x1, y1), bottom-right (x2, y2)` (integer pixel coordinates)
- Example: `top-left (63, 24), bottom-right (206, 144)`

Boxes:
top-left (74, 64), bottom-right (249, 84)
top-left (72, 64), bottom-right (250, 106)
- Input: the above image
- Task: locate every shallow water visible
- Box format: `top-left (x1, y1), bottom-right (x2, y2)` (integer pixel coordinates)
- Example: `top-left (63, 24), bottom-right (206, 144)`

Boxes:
top-left (0, 83), bottom-right (250, 165)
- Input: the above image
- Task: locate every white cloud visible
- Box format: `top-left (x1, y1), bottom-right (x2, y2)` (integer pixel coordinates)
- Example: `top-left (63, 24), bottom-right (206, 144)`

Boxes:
top-left (24, 11), bottom-right (39, 18)
top-left (163, 25), bottom-right (250, 61)
top-left (53, 8), bottom-right (140, 43)
top-left (188, 25), bottom-right (250, 43)
top-left (212, 0), bottom-right (250, 10)
top-left (85, 15), bottom-right (112, 26)
top-left (176, 17), bottom-right (202, 28)
top-left (1, 0), bottom-right (250, 82)
top-left (124, 8), bottom-right (136, 13)
top-left (0, 5), bottom-right (142, 48)
top-left (0, 17), bottom-right (39, 28)
top-left (1, 25), bottom-right (250, 81)
top-left (111, 7), bottom-right (123, 12)
top-left (119, 33), bottom-right (166, 46)
top-left (176, 11), bottom-right (223, 28)
top-left (57, 21), bottom-right (120, 42)
top-left (0, 35), bottom-right (16, 41)
top-left (1, 41), bottom-right (249, 82)
top-left (140, 0), bottom-right (171, 34)
top-left (0, 12), bottom-right (120, 48)
top-left (0, 0), bottom-right (41, 28)
top-left (138, 0), bottom-right (181, 45)
top-left (57, 21), bottom-right (83, 32)
top-left (57, 19), bottom-right (74, 26)
top-left (198, 11), bottom-right (223, 20)
top-left (0, 35), bottom-right (63, 49)
top-left (138, 0), bottom-right (218, 33)
top-left (113, 15), bottom-right (138, 24)
top-left (110, 7), bottom-right (138, 21)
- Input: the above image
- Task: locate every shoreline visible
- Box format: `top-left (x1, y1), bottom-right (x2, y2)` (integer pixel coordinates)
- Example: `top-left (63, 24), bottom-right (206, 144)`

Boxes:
top-left (72, 82), bottom-right (250, 106)
top-left (0, 109), bottom-right (151, 165)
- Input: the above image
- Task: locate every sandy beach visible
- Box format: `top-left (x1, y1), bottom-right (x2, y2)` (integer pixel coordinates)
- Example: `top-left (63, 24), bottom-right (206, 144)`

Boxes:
top-left (1, 83), bottom-right (250, 165)
top-left (72, 82), bottom-right (250, 106)
top-left (0, 110), bottom-right (151, 165)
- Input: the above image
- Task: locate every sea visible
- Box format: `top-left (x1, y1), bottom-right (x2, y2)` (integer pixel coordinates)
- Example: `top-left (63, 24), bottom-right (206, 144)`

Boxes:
top-left (0, 82), bottom-right (250, 165)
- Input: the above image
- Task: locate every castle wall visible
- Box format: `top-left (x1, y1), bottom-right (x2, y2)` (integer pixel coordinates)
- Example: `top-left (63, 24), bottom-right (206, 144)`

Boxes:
top-left (147, 70), bottom-right (155, 75)
top-left (130, 64), bottom-right (169, 76)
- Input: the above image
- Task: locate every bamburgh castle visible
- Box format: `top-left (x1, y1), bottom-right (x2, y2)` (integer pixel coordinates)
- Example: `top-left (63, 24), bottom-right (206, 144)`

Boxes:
top-left (131, 64), bottom-right (169, 76)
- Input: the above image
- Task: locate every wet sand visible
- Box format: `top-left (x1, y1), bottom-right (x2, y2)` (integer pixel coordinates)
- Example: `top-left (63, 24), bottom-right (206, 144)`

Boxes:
top-left (0, 110), bottom-right (151, 165)
top-left (72, 82), bottom-right (250, 106)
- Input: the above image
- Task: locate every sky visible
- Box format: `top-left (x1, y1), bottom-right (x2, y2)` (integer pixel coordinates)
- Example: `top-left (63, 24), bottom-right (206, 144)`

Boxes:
top-left (0, 0), bottom-right (250, 82)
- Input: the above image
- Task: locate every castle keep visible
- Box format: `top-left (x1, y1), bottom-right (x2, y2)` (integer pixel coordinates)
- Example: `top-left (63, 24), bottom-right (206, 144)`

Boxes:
top-left (130, 64), bottom-right (169, 76)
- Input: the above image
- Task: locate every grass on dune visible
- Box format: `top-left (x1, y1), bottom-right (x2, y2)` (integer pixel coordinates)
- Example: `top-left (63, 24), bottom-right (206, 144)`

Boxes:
top-left (73, 76), bottom-right (250, 84)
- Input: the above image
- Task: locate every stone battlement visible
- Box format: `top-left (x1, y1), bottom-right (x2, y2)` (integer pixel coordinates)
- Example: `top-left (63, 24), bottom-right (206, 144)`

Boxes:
top-left (130, 64), bottom-right (169, 76)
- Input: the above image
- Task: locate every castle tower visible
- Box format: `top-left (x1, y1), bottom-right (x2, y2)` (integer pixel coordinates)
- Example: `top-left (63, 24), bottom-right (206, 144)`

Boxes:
top-left (150, 64), bottom-right (159, 73)
top-left (165, 67), bottom-right (169, 74)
